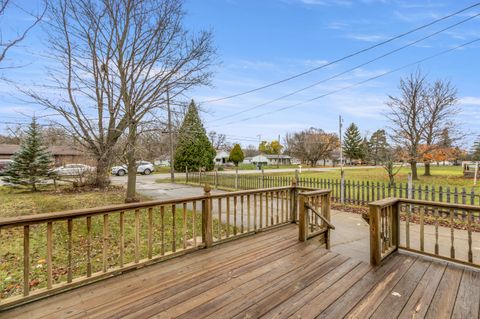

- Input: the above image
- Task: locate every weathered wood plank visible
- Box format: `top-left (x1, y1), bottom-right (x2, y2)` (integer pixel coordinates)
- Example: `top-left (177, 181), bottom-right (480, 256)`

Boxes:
top-left (451, 267), bottom-right (480, 319)
top-left (425, 264), bottom-right (463, 319)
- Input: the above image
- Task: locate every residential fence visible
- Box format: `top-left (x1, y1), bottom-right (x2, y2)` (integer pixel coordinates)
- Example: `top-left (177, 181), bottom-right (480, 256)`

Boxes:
top-left (183, 171), bottom-right (480, 206)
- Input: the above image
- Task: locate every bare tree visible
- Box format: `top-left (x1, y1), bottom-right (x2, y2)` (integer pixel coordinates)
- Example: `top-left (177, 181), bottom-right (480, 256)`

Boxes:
top-left (285, 128), bottom-right (339, 167)
top-left (209, 131), bottom-right (230, 150)
top-left (386, 72), bottom-right (428, 180)
top-left (24, 0), bottom-right (215, 201)
top-left (0, 0), bottom-right (46, 65)
top-left (422, 80), bottom-right (459, 176)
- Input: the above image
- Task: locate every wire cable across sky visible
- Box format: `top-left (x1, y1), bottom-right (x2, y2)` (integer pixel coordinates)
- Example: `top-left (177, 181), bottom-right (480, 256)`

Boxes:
top-left (202, 2), bottom-right (480, 104)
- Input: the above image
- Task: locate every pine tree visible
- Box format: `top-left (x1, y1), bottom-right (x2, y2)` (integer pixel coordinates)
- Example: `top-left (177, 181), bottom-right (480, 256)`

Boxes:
top-left (174, 100), bottom-right (215, 172)
top-left (3, 118), bottom-right (53, 191)
top-left (343, 123), bottom-right (363, 162)
top-left (472, 137), bottom-right (480, 161)
top-left (368, 129), bottom-right (389, 165)
top-left (229, 144), bottom-right (244, 166)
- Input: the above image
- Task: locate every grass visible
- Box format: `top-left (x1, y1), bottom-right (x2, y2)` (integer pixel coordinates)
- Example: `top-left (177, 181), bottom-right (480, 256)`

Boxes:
top-left (264, 165), bottom-right (479, 190)
top-left (0, 185), bottom-right (233, 300)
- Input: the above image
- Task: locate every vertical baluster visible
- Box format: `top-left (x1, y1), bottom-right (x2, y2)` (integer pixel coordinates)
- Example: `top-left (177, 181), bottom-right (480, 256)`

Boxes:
top-left (467, 210), bottom-right (473, 263)
top-left (406, 203), bottom-right (410, 249)
top-left (270, 192), bottom-right (274, 226)
top-left (193, 201), bottom-right (197, 246)
top-left (86, 216), bottom-right (92, 276)
top-left (171, 205), bottom-right (176, 253)
top-left (67, 219), bottom-right (73, 283)
top-left (160, 206), bottom-right (165, 255)
top-left (225, 196), bottom-right (229, 237)
top-left (103, 214), bottom-right (109, 272)
top-left (147, 208), bottom-right (153, 258)
top-left (247, 195), bottom-right (251, 232)
top-left (119, 212), bottom-right (124, 268)
top-left (23, 225), bottom-right (30, 296)
top-left (135, 209), bottom-right (141, 262)
top-left (215, 199), bottom-right (220, 240)
top-left (276, 191), bottom-right (280, 224)
top-left (241, 195), bottom-right (244, 233)
top-left (419, 206), bottom-right (424, 252)
top-left (281, 191), bottom-right (285, 223)
top-left (233, 196), bottom-right (237, 235)
top-left (366, 181), bottom-right (370, 203)
top-left (254, 193), bottom-right (258, 231)
top-left (183, 203), bottom-right (187, 249)
top-left (434, 208), bottom-right (439, 255)
top-left (265, 192), bottom-right (269, 227)
top-left (449, 208), bottom-right (455, 258)
top-left (259, 193), bottom-right (263, 229)
top-left (47, 222), bottom-right (53, 289)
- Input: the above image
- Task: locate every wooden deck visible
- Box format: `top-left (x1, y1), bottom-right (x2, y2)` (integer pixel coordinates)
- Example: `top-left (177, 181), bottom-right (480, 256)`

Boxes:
top-left (2, 224), bottom-right (480, 319)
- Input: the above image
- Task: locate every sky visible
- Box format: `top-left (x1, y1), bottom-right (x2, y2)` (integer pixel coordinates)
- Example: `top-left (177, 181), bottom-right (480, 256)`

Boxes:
top-left (0, 0), bottom-right (479, 148)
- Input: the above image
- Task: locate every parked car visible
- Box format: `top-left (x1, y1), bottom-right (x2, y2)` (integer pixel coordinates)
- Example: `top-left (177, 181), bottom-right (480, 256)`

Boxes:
top-left (0, 159), bottom-right (13, 175)
top-left (111, 161), bottom-right (154, 176)
top-left (49, 164), bottom-right (95, 177)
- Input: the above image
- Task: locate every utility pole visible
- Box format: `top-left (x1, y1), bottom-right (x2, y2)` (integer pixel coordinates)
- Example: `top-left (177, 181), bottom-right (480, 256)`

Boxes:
top-left (339, 115), bottom-right (343, 172)
top-left (167, 88), bottom-right (174, 183)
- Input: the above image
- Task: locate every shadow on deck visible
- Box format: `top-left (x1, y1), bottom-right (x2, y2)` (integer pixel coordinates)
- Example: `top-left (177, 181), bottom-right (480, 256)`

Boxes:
top-left (3, 224), bottom-right (479, 319)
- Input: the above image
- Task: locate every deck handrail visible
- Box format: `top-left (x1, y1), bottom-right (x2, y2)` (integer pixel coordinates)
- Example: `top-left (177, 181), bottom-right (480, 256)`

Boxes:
top-left (369, 197), bottom-right (480, 268)
top-left (298, 190), bottom-right (332, 248)
top-left (0, 183), bottom-right (305, 310)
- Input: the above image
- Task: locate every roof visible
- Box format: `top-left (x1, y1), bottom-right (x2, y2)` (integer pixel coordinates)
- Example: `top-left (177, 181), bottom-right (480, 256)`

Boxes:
top-left (265, 154), bottom-right (292, 159)
top-left (0, 144), bottom-right (83, 156)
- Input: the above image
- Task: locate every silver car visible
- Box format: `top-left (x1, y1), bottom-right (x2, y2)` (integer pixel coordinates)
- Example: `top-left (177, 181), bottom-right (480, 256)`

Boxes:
top-left (50, 164), bottom-right (95, 176)
top-left (111, 161), bottom-right (154, 176)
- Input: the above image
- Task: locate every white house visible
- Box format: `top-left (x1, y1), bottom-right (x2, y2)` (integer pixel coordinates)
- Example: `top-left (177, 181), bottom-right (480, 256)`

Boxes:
top-left (214, 150), bottom-right (230, 165)
top-left (265, 154), bottom-right (292, 166)
top-left (250, 155), bottom-right (269, 166)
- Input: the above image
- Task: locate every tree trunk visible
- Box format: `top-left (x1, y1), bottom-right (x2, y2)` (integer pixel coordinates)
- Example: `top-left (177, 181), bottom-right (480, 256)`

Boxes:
top-left (125, 122), bottom-right (139, 203)
top-left (410, 161), bottom-right (419, 180)
top-left (424, 163), bottom-right (431, 176)
top-left (95, 156), bottom-right (111, 189)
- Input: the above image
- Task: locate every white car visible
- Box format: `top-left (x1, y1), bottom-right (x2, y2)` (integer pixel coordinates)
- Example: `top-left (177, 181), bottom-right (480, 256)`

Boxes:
top-left (111, 161), bottom-right (154, 176)
top-left (50, 164), bottom-right (95, 176)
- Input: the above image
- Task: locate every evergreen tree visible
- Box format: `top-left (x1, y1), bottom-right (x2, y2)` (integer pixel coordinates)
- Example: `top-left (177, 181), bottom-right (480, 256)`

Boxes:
top-left (343, 123), bottom-right (363, 162)
top-left (472, 137), bottom-right (480, 161)
top-left (3, 118), bottom-right (53, 191)
top-left (229, 144), bottom-right (244, 166)
top-left (368, 129), bottom-right (389, 165)
top-left (174, 100), bottom-right (215, 172)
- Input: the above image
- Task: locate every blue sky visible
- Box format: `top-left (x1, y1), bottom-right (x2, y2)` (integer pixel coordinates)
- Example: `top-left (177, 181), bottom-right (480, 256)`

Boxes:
top-left (1, 0), bottom-right (479, 148)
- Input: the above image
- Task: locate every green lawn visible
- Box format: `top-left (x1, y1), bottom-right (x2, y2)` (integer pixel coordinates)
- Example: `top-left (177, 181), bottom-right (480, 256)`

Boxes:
top-left (0, 186), bottom-right (233, 300)
top-left (267, 165), bottom-right (479, 190)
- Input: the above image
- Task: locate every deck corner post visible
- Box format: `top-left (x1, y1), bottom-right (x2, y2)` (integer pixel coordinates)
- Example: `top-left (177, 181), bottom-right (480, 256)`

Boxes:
top-left (298, 194), bottom-right (307, 242)
top-left (290, 178), bottom-right (298, 222)
top-left (202, 184), bottom-right (213, 248)
top-left (369, 204), bottom-right (382, 266)
top-left (323, 192), bottom-right (332, 249)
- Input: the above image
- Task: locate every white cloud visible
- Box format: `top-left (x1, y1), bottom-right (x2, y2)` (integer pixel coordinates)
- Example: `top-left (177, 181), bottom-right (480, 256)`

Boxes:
top-left (460, 97), bottom-right (480, 106)
top-left (346, 34), bottom-right (388, 42)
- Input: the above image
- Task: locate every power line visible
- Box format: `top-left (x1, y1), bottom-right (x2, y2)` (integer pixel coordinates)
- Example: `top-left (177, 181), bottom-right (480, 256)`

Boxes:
top-left (202, 2), bottom-right (480, 104)
top-left (220, 38), bottom-right (480, 125)
top-left (212, 12), bottom-right (480, 122)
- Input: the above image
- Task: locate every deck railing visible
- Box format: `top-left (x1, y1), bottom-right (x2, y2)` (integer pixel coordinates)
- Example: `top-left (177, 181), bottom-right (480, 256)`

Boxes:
top-left (369, 198), bottom-right (480, 268)
top-left (298, 189), bottom-right (333, 248)
top-left (0, 183), bottom-right (322, 310)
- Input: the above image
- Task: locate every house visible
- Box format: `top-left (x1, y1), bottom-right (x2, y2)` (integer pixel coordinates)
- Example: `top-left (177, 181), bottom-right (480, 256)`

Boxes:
top-left (250, 154), bottom-right (269, 166)
top-left (265, 154), bottom-right (292, 166)
top-left (0, 144), bottom-right (87, 166)
top-left (214, 150), bottom-right (230, 165)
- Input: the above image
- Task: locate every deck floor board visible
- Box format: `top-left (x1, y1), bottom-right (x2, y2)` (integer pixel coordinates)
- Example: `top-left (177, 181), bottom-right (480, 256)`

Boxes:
top-left (1, 224), bottom-right (479, 319)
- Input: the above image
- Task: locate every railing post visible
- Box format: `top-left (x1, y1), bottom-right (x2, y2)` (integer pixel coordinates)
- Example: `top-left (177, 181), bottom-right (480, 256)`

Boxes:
top-left (298, 194), bottom-right (307, 242)
top-left (290, 178), bottom-right (297, 222)
top-left (369, 204), bottom-right (382, 266)
top-left (215, 169), bottom-right (218, 189)
top-left (322, 192), bottom-right (332, 249)
top-left (202, 184), bottom-right (213, 248)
